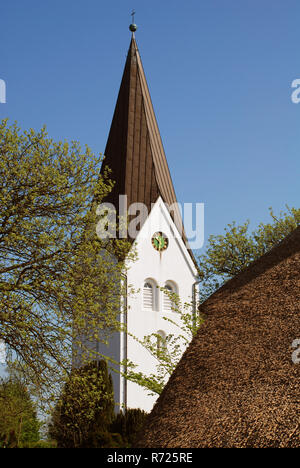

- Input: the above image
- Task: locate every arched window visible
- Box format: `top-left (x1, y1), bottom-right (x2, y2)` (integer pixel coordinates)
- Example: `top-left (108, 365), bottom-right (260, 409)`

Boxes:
top-left (157, 330), bottom-right (167, 354)
top-left (143, 278), bottom-right (158, 310)
top-left (143, 281), bottom-right (154, 310)
top-left (163, 281), bottom-right (177, 312)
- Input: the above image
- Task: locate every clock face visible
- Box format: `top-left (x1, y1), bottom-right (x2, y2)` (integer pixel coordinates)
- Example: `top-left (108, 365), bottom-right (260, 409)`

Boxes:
top-left (151, 232), bottom-right (169, 252)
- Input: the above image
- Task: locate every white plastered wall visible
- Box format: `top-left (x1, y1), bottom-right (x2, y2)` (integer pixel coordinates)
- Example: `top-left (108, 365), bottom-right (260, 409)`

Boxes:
top-left (124, 197), bottom-right (198, 412)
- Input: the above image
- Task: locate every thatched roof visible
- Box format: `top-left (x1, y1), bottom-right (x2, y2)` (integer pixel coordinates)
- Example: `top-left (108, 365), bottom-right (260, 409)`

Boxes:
top-left (136, 227), bottom-right (300, 448)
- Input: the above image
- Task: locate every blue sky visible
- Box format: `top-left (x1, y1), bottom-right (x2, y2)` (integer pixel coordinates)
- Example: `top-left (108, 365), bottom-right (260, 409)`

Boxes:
top-left (1, 0), bottom-right (299, 254)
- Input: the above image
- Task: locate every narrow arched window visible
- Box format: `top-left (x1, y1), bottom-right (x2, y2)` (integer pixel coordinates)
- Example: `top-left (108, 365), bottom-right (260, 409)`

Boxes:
top-left (143, 282), bottom-right (153, 309)
top-left (163, 283), bottom-right (176, 312)
top-left (157, 330), bottom-right (167, 354)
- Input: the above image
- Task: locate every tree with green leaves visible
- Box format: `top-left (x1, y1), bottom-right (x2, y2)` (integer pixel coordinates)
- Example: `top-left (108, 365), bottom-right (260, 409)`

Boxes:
top-left (110, 408), bottom-right (148, 447)
top-left (48, 360), bottom-right (115, 448)
top-left (197, 206), bottom-right (300, 303)
top-left (48, 360), bottom-right (148, 448)
top-left (0, 119), bottom-right (131, 406)
top-left (0, 375), bottom-right (41, 448)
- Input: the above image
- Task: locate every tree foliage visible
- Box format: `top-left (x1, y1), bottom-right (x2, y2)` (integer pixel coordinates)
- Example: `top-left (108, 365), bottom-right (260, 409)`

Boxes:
top-left (110, 408), bottom-right (148, 447)
top-left (48, 360), bottom-right (115, 448)
top-left (48, 360), bottom-right (148, 448)
top-left (197, 207), bottom-right (300, 302)
top-left (0, 119), bottom-right (131, 404)
top-left (0, 374), bottom-right (41, 448)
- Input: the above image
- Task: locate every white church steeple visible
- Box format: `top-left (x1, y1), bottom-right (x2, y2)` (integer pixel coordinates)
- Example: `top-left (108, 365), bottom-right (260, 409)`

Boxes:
top-left (98, 24), bottom-right (199, 412)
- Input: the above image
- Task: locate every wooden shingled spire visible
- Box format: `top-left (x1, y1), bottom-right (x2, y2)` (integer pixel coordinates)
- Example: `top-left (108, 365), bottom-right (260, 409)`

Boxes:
top-left (101, 35), bottom-right (185, 243)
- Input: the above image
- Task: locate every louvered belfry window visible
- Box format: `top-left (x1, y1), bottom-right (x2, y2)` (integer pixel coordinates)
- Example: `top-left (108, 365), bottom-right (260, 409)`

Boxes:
top-left (143, 282), bottom-right (153, 309)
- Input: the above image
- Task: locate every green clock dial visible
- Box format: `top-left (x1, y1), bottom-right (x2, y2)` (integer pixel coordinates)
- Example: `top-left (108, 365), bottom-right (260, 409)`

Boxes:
top-left (151, 232), bottom-right (169, 252)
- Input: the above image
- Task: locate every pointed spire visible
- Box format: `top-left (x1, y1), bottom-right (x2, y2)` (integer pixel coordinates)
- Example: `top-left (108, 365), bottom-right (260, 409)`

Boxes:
top-left (101, 34), bottom-right (186, 246)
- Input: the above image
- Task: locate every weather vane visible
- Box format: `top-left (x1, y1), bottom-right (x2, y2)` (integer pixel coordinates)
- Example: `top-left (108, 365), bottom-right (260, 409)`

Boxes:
top-left (129, 9), bottom-right (137, 33)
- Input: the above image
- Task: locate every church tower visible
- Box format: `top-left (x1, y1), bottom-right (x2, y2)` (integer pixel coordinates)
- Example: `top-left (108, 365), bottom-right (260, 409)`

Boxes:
top-left (99, 24), bottom-right (199, 413)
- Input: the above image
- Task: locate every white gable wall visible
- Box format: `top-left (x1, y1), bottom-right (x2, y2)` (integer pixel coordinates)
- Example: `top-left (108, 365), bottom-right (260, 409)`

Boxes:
top-left (97, 197), bottom-right (198, 413)
top-left (124, 197), bottom-right (198, 412)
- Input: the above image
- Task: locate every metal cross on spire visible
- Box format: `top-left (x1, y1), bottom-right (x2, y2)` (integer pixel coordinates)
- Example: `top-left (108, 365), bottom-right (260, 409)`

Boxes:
top-left (129, 9), bottom-right (137, 33)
